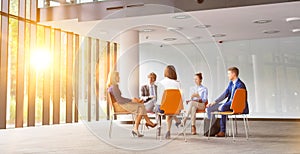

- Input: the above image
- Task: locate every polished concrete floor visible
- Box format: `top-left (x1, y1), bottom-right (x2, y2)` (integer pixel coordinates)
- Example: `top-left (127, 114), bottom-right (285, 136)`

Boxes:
top-left (0, 120), bottom-right (299, 153)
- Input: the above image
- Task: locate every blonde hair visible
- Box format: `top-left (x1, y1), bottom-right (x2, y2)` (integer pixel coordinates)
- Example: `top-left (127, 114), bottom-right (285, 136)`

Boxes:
top-left (107, 71), bottom-right (119, 88)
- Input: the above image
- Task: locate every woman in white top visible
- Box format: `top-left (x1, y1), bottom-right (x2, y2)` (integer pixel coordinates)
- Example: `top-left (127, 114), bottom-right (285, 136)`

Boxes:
top-left (156, 65), bottom-right (182, 139)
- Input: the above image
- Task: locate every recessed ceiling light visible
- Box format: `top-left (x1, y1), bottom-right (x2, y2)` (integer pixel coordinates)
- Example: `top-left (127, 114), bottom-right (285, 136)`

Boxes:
top-left (292, 29), bottom-right (300, 33)
top-left (253, 19), bottom-right (272, 24)
top-left (140, 29), bottom-right (154, 32)
top-left (212, 33), bottom-right (226, 37)
top-left (194, 24), bottom-right (211, 29)
top-left (263, 29), bottom-right (280, 34)
top-left (167, 27), bottom-right (183, 31)
top-left (172, 14), bottom-right (190, 19)
top-left (286, 17), bottom-right (300, 22)
top-left (163, 38), bottom-right (177, 41)
top-left (187, 36), bottom-right (201, 40)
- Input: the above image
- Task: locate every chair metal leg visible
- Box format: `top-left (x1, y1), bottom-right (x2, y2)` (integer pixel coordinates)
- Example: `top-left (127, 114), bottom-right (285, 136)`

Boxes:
top-left (155, 113), bottom-right (158, 140)
top-left (243, 115), bottom-right (249, 140)
top-left (208, 113), bottom-right (213, 140)
top-left (183, 122), bottom-right (187, 142)
top-left (140, 118), bottom-right (145, 134)
top-left (109, 114), bottom-right (113, 138)
top-left (245, 115), bottom-right (250, 136)
top-left (235, 115), bottom-right (238, 135)
top-left (159, 114), bottom-right (163, 142)
top-left (182, 113), bottom-right (187, 142)
top-left (230, 116), bottom-right (235, 141)
top-left (199, 114), bottom-right (205, 137)
top-left (226, 116), bottom-right (230, 138)
top-left (156, 114), bottom-right (162, 140)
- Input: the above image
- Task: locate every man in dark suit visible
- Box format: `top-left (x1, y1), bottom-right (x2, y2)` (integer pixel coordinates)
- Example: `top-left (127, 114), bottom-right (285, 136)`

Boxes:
top-left (206, 67), bottom-right (249, 137)
top-left (140, 72), bottom-right (157, 112)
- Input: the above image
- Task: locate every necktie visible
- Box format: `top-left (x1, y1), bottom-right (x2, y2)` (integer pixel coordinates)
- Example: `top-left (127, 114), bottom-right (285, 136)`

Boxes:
top-left (150, 85), bottom-right (155, 96)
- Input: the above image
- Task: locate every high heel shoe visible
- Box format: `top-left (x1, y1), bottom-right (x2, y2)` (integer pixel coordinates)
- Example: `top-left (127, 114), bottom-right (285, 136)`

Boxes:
top-left (131, 130), bottom-right (144, 137)
top-left (165, 131), bottom-right (171, 139)
top-left (145, 123), bottom-right (157, 129)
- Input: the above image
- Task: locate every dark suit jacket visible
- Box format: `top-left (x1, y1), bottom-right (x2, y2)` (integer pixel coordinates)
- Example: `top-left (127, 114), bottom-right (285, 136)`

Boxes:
top-left (215, 78), bottom-right (249, 114)
top-left (141, 84), bottom-right (157, 101)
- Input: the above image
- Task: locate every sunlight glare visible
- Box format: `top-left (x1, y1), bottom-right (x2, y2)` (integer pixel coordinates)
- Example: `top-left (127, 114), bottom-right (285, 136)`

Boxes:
top-left (30, 49), bottom-right (51, 71)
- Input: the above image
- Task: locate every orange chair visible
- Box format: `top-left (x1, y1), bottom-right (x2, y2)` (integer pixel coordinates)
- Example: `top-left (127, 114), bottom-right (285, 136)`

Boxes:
top-left (208, 89), bottom-right (249, 140)
top-left (158, 89), bottom-right (186, 141)
top-left (107, 92), bottom-right (135, 138)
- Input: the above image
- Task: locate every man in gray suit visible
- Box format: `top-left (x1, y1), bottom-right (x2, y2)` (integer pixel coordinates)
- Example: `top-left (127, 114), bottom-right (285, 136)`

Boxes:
top-left (140, 72), bottom-right (157, 113)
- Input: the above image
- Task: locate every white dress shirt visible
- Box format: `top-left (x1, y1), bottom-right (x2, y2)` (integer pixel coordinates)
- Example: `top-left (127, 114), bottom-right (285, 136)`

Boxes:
top-left (230, 79), bottom-right (238, 101)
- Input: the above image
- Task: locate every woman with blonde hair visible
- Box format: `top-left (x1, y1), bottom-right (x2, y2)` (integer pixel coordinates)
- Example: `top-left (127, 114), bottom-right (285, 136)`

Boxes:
top-left (156, 65), bottom-right (182, 139)
top-left (107, 71), bottom-right (157, 137)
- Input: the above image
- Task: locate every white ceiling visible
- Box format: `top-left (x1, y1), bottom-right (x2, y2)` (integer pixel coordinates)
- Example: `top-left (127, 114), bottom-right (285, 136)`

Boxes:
top-left (40, 1), bottom-right (300, 44)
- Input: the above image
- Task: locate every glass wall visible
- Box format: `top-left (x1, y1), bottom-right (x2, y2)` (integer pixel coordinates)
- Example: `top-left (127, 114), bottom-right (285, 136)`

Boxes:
top-left (140, 36), bottom-right (300, 119)
top-left (0, 0), bottom-right (118, 129)
top-left (220, 37), bottom-right (300, 118)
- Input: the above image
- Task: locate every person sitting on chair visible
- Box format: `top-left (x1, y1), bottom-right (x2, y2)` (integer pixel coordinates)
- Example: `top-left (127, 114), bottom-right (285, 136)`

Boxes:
top-left (181, 72), bottom-right (208, 135)
top-left (140, 72), bottom-right (157, 113)
top-left (206, 67), bottom-right (249, 137)
top-left (156, 65), bottom-right (182, 139)
top-left (107, 71), bottom-right (157, 137)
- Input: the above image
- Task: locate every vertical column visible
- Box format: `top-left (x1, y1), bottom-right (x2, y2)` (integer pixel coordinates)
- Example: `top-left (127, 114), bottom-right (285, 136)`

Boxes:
top-left (119, 30), bottom-right (139, 97)
top-left (113, 43), bottom-right (118, 70)
top-left (30, 0), bottom-right (37, 21)
top-left (66, 32), bottom-right (73, 123)
top-left (0, 0), bottom-right (9, 129)
top-left (27, 23), bottom-right (37, 127)
top-left (74, 34), bottom-right (79, 123)
top-left (107, 42), bottom-right (111, 76)
top-left (42, 26), bottom-right (51, 125)
top-left (95, 39), bottom-right (100, 121)
top-left (252, 54), bottom-right (265, 113)
top-left (87, 37), bottom-right (92, 122)
top-left (15, 0), bottom-right (26, 128)
top-left (53, 29), bottom-right (61, 124)
top-left (106, 42), bottom-right (111, 120)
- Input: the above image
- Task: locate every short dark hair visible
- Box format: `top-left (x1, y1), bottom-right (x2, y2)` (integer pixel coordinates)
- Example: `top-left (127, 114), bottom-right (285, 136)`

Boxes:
top-left (195, 72), bottom-right (203, 80)
top-left (148, 72), bottom-right (157, 81)
top-left (228, 67), bottom-right (239, 77)
top-left (164, 65), bottom-right (177, 80)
